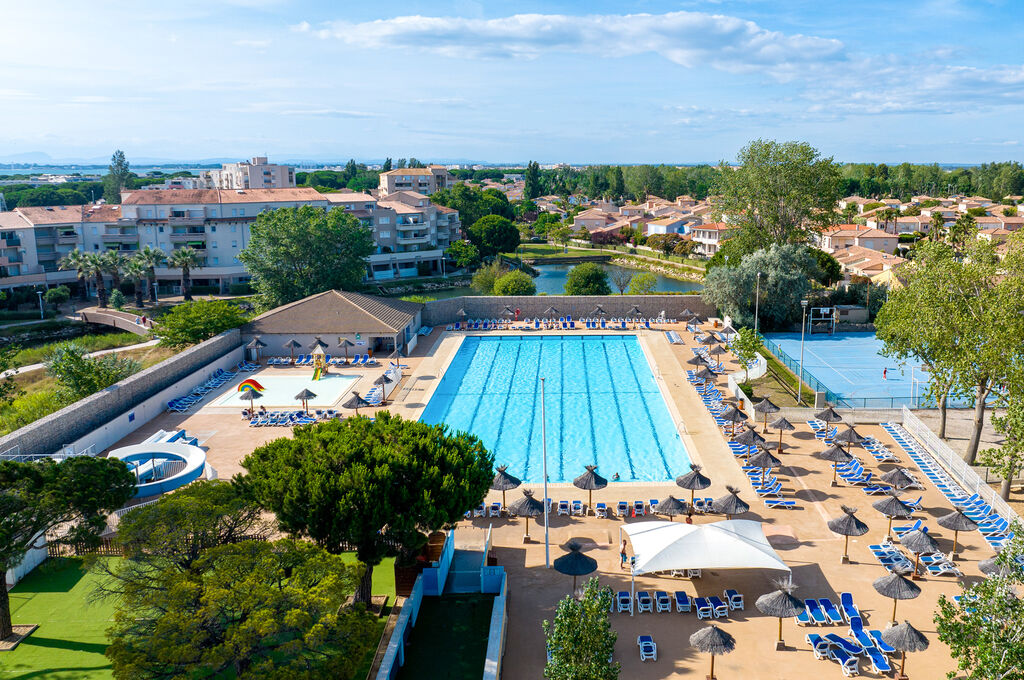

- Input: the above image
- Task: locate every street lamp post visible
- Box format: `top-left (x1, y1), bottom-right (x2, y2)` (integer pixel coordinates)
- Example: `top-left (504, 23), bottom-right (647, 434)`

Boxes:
top-left (798, 299), bottom-right (809, 405)
top-left (153, 281), bottom-right (159, 303)
top-left (36, 290), bottom-right (44, 320)
top-left (754, 271), bottom-right (762, 334)
top-left (540, 376), bottom-right (550, 568)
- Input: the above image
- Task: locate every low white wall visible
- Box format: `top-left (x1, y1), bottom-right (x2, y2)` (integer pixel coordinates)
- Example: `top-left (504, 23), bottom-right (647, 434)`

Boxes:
top-left (64, 346), bottom-right (244, 456)
top-left (6, 542), bottom-right (47, 589)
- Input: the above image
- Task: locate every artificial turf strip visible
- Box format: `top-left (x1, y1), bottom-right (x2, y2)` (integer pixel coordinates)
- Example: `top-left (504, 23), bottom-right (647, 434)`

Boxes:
top-left (396, 594), bottom-right (495, 680)
top-left (2, 558), bottom-right (115, 680)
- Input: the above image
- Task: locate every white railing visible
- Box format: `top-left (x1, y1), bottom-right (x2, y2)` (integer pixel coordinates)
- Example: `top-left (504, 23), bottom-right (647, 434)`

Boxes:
top-left (901, 406), bottom-right (1019, 522)
top-left (111, 497), bottom-right (162, 520)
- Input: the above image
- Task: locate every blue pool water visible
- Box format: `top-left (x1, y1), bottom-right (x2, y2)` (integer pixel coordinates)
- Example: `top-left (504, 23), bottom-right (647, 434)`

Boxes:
top-left (420, 335), bottom-right (689, 483)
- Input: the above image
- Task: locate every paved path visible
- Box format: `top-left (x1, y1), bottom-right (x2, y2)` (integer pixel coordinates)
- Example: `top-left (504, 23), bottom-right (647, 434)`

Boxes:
top-left (2, 339), bottom-right (160, 378)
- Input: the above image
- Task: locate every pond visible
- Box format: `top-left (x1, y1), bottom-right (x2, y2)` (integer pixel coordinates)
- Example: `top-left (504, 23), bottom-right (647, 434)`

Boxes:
top-left (532, 263), bottom-right (703, 295)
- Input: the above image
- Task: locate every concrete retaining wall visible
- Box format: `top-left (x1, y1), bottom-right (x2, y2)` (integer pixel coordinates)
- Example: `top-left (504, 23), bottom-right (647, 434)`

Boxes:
top-left (0, 330), bottom-right (243, 456)
top-left (421, 295), bottom-right (715, 326)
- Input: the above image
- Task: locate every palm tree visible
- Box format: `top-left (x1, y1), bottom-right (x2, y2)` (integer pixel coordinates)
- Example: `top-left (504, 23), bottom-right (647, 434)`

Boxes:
top-left (59, 249), bottom-right (108, 307)
top-left (167, 247), bottom-right (202, 301)
top-left (929, 212), bottom-right (946, 240)
top-left (101, 250), bottom-right (128, 292)
top-left (123, 257), bottom-right (149, 308)
top-left (135, 245), bottom-right (166, 302)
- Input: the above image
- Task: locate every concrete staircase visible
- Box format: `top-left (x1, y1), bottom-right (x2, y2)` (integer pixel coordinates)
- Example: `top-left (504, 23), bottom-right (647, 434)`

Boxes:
top-left (444, 548), bottom-right (484, 594)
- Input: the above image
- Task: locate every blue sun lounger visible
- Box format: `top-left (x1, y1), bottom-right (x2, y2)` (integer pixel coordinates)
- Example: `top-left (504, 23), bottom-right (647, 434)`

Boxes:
top-left (818, 598), bottom-right (843, 624)
top-left (804, 599), bottom-right (827, 624)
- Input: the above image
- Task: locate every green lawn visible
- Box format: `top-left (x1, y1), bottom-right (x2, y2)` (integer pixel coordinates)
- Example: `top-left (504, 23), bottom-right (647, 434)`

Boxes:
top-left (504, 244), bottom-right (594, 259)
top-left (2, 558), bottom-right (115, 680)
top-left (395, 595), bottom-right (494, 680)
top-left (339, 554), bottom-right (397, 598)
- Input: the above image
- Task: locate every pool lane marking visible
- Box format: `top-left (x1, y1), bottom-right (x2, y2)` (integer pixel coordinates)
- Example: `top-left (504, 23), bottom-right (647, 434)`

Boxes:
top-left (435, 336), bottom-right (481, 429)
top-left (598, 337), bottom-right (637, 480)
top-left (464, 338), bottom-right (503, 435)
top-left (489, 340), bottom-right (522, 475)
top-left (521, 340), bottom-right (543, 482)
top-left (578, 336), bottom-right (600, 474)
top-left (616, 338), bottom-right (672, 479)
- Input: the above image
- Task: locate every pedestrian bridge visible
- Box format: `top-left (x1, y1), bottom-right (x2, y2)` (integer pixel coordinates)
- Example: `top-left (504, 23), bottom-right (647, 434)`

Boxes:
top-left (79, 307), bottom-right (153, 336)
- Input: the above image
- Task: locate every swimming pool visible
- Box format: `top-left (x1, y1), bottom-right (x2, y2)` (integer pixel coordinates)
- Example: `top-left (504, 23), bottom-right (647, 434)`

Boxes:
top-left (420, 335), bottom-right (689, 483)
top-left (215, 372), bottom-right (360, 408)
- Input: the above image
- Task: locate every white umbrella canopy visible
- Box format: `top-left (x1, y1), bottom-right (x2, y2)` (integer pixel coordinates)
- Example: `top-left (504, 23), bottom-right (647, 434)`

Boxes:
top-left (623, 520), bottom-right (790, 575)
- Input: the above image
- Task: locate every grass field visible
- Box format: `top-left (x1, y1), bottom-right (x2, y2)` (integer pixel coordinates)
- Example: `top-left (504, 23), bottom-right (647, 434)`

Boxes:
top-left (3, 558), bottom-right (115, 680)
top-left (395, 594), bottom-right (494, 680)
top-left (11, 331), bottom-right (147, 368)
top-left (505, 243), bottom-right (594, 259)
top-left (339, 554), bottom-right (397, 598)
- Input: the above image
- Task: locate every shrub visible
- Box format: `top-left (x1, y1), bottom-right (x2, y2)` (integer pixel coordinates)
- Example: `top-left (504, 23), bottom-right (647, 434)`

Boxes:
top-left (109, 290), bottom-right (127, 310)
top-left (189, 285), bottom-right (220, 296)
top-left (156, 299), bottom-right (248, 348)
top-left (564, 262), bottom-right (611, 296)
top-left (492, 270), bottom-right (537, 296)
top-left (0, 390), bottom-right (69, 435)
top-left (228, 282), bottom-right (253, 295)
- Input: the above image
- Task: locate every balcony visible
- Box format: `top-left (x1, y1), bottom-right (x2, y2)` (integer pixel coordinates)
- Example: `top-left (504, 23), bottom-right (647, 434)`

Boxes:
top-left (102, 232), bottom-right (140, 243)
top-left (57, 234), bottom-right (79, 245)
top-left (37, 251), bottom-right (59, 261)
top-left (396, 220), bottom-right (426, 228)
top-left (34, 236), bottom-right (56, 246)
top-left (168, 215), bottom-right (205, 226)
top-left (397, 234), bottom-right (432, 245)
top-left (1, 238), bottom-right (21, 247)
top-left (170, 231), bottom-right (206, 243)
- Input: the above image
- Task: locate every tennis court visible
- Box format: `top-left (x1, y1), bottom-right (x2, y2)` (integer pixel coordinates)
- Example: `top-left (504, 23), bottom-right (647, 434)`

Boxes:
top-left (763, 332), bottom-right (933, 408)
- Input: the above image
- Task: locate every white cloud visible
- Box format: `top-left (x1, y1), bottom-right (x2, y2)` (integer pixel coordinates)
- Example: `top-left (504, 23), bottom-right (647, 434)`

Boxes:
top-left (71, 95), bottom-right (114, 104)
top-left (307, 11), bottom-right (845, 77)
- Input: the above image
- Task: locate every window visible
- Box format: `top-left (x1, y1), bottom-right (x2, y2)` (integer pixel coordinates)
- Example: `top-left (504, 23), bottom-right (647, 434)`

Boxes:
top-left (379, 231), bottom-right (391, 238)
top-left (146, 209), bottom-right (153, 217)
top-left (159, 210), bottom-right (166, 218)
top-left (210, 226), bottom-right (216, 232)
top-left (93, 244), bottom-right (98, 250)
top-left (239, 209), bottom-right (245, 216)
top-left (211, 241), bottom-right (218, 249)
top-left (230, 225), bottom-right (236, 232)
top-left (158, 226), bottom-right (164, 233)
top-left (91, 227), bottom-right (98, 234)
top-left (379, 216), bottom-right (390, 225)
top-left (231, 240), bottom-right (237, 248)
top-left (231, 209), bottom-right (237, 217)
top-left (212, 257), bottom-right (219, 264)
top-left (146, 226), bottom-right (152, 234)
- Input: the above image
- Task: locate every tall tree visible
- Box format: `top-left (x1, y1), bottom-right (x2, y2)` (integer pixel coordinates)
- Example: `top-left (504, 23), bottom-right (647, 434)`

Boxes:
top-left (564, 262), bottom-right (611, 296)
top-left (0, 457), bottom-right (134, 639)
top-left (977, 395), bottom-right (1024, 501)
top-left (935, 523), bottom-right (1024, 680)
top-left (715, 139), bottom-right (842, 250)
top-left (382, 157), bottom-right (392, 171)
top-left (238, 206), bottom-right (375, 309)
top-left (134, 245), bottom-right (166, 302)
top-left (105, 539), bottom-right (376, 680)
top-left (60, 250), bottom-right (108, 308)
top-left (103, 150), bottom-right (131, 204)
top-left (101, 250), bottom-right (128, 291)
top-left (240, 414), bottom-right (493, 603)
top-left (468, 215), bottom-right (520, 257)
top-left (122, 257), bottom-right (149, 308)
top-left (608, 166), bottom-right (625, 200)
top-left (543, 578), bottom-right (619, 680)
top-left (0, 344), bottom-right (22, 408)
top-left (524, 160), bottom-right (542, 200)
top-left (167, 247), bottom-right (203, 302)
top-left (609, 268), bottom-right (633, 294)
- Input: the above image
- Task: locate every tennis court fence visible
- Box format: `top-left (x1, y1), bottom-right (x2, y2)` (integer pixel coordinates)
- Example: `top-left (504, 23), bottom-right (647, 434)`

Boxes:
top-left (762, 337), bottom-right (936, 409)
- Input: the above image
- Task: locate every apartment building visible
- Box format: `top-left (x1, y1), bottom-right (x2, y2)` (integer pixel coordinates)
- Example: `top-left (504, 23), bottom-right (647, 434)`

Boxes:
top-left (0, 187), bottom-right (461, 293)
top-left (690, 222), bottom-right (737, 257)
top-left (378, 165), bottom-right (454, 196)
top-left (200, 156), bottom-right (296, 190)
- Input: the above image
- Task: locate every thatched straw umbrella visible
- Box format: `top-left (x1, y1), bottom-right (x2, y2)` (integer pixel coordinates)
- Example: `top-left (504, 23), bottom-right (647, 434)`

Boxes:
top-left (827, 505), bottom-right (869, 563)
top-left (734, 427), bottom-right (766, 448)
top-left (491, 465), bottom-right (522, 508)
top-left (754, 398), bottom-right (781, 433)
top-left (342, 391), bottom-right (371, 415)
top-left (815, 406), bottom-right (844, 424)
top-left (718, 404), bottom-right (748, 437)
top-left (294, 388), bottom-right (317, 414)
top-left (873, 572), bottom-right (921, 624)
top-left (687, 355), bottom-right (709, 367)
top-left (770, 416), bottom-right (795, 453)
top-left (900, 528), bottom-right (940, 580)
top-left (978, 554), bottom-right (1017, 577)
top-left (755, 579), bottom-right (805, 650)
top-left (709, 344), bottom-right (728, 357)
top-left (689, 624), bottom-right (736, 680)
top-left (817, 444), bottom-right (854, 486)
top-left (508, 489), bottom-right (545, 539)
top-left (553, 541), bottom-right (597, 592)
top-left (833, 426), bottom-right (864, 453)
top-left (245, 336), bottom-right (267, 363)
top-left (936, 507), bottom-right (977, 556)
top-left (573, 465), bottom-right (608, 515)
top-left (881, 467), bottom-right (919, 490)
top-left (872, 490), bottom-right (916, 538)
top-left (283, 338), bottom-right (302, 363)
top-left (656, 495), bottom-right (687, 521)
top-left (337, 337), bottom-right (356, 363)
top-left (712, 485), bottom-right (749, 519)
top-left (881, 621), bottom-right (929, 679)
top-left (695, 367), bottom-right (717, 394)
top-left (675, 464), bottom-right (711, 508)
top-left (308, 336), bottom-right (329, 352)
top-left (746, 448), bottom-right (782, 487)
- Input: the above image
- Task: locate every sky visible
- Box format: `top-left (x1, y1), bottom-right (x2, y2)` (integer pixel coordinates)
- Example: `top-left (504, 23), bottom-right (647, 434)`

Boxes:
top-left (1, 0), bottom-right (1023, 165)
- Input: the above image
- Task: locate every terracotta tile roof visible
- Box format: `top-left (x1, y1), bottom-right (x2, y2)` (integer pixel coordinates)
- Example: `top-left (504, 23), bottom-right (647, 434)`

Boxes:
top-left (15, 205), bottom-right (85, 224)
top-left (381, 168), bottom-right (435, 176)
top-left (82, 205), bottom-right (124, 222)
top-left (121, 188), bottom-right (325, 205)
top-left (0, 211), bottom-right (31, 229)
top-left (243, 290), bottom-right (423, 336)
top-left (377, 201), bottom-right (425, 215)
top-left (324, 191), bottom-right (376, 204)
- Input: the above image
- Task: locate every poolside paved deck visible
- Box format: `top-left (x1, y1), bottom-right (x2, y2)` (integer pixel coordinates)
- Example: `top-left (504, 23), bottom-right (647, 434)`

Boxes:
top-left (102, 321), bottom-right (975, 678)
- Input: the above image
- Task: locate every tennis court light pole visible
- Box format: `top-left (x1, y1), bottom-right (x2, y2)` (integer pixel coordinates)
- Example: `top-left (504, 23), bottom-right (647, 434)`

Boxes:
top-left (798, 299), bottom-right (808, 405)
top-left (540, 376), bottom-right (550, 568)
